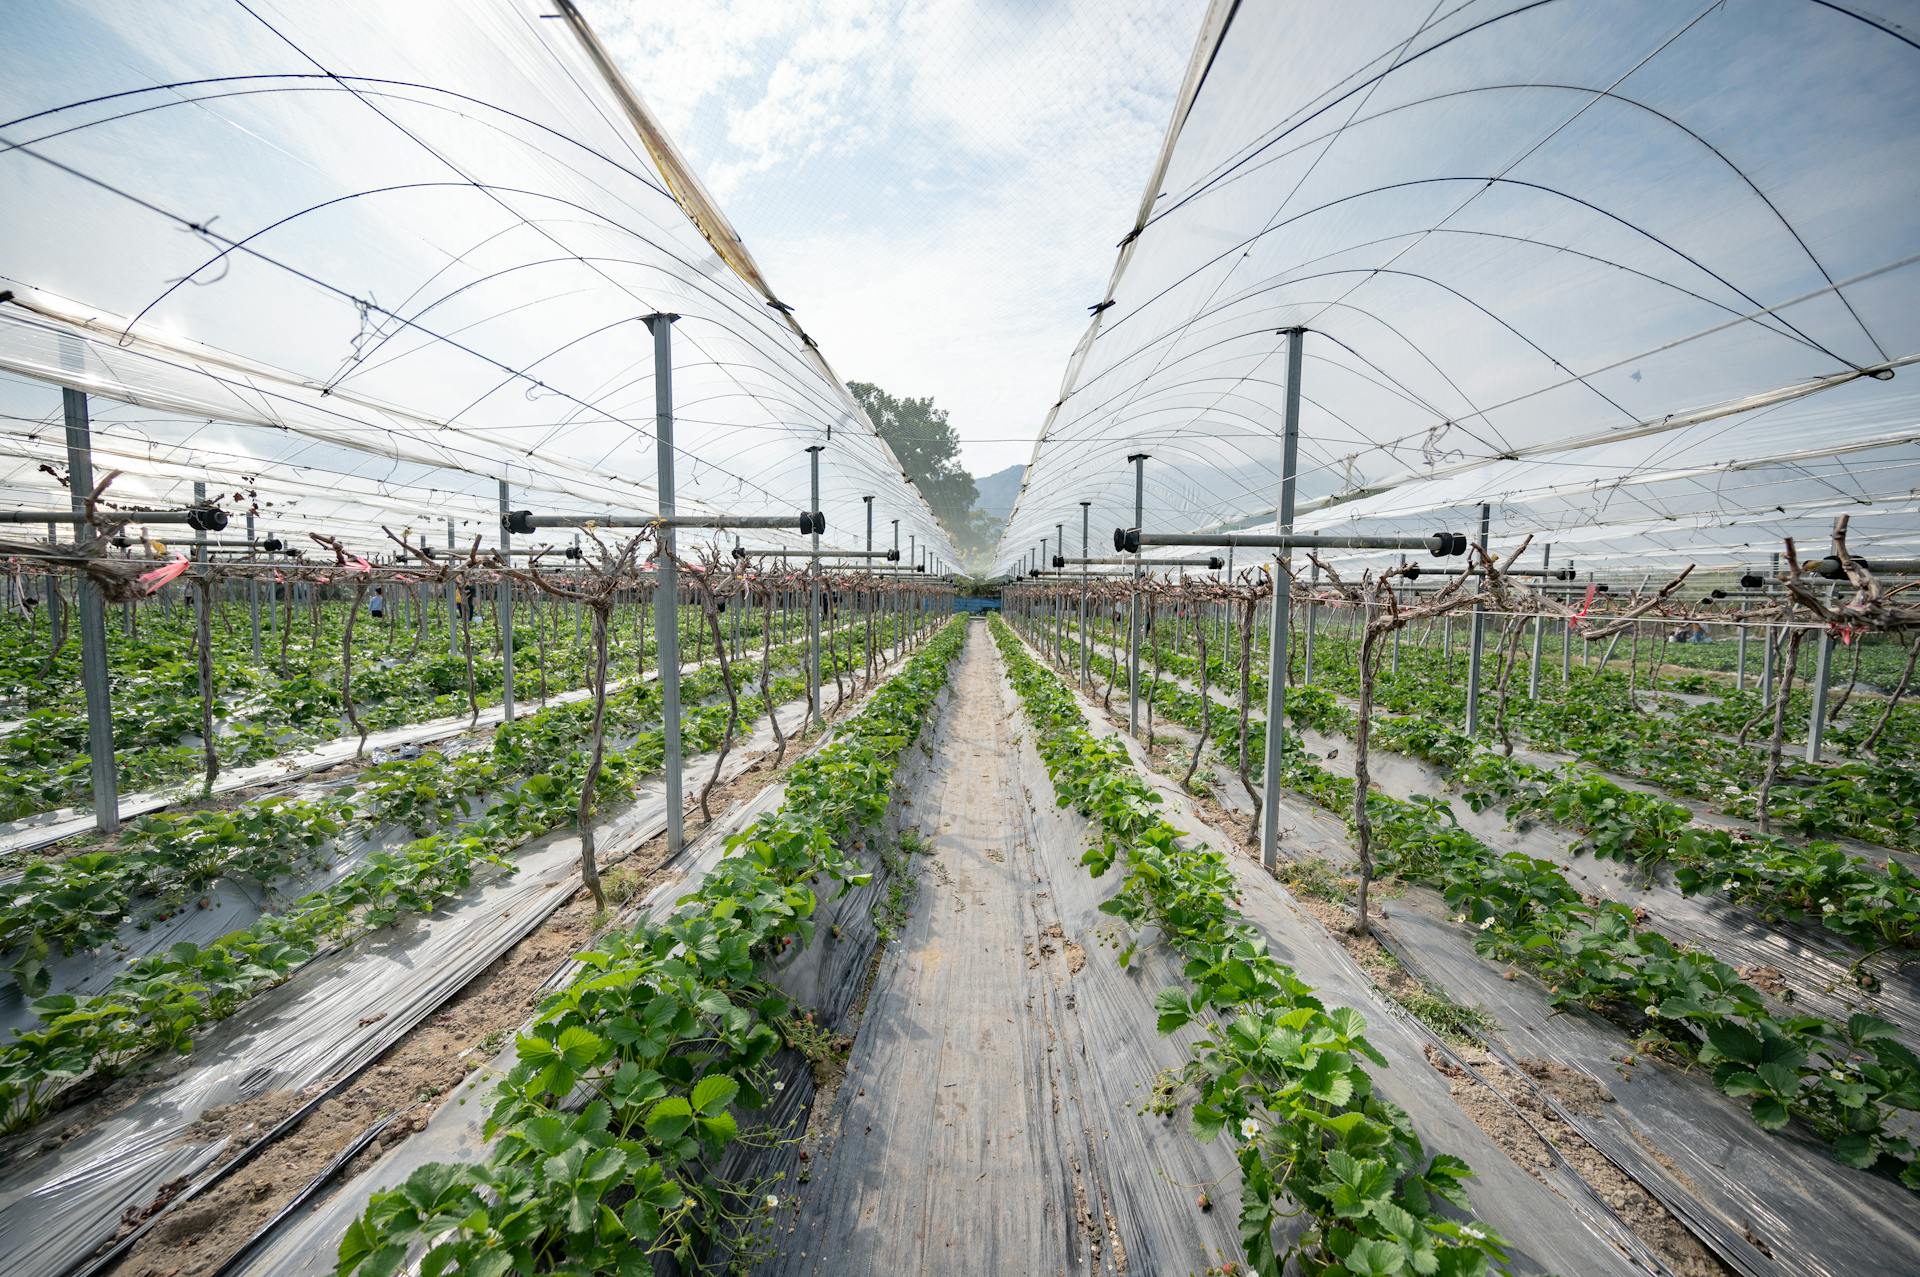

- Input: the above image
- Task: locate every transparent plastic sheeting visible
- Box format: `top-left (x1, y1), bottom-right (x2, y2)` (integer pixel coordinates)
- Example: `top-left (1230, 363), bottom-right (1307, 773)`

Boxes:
top-left (0, 375), bottom-right (824, 561)
top-left (999, 0), bottom-right (1920, 575)
top-left (0, 0), bottom-right (955, 563)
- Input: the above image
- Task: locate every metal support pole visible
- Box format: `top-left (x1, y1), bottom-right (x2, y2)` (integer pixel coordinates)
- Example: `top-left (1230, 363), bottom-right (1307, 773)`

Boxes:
top-left (1055, 521), bottom-right (1065, 662)
top-left (498, 478), bottom-right (515, 722)
top-left (1807, 584), bottom-right (1836, 762)
top-left (1761, 554), bottom-right (1779, 701)
top-left (1079, 501), bottom-right (1091, 685)
top-left (807, 445), bottom-right (824, 730)
top-left (1261, 328), bottom-right (1304, 871)
top-left (1391, 556), bottom-right (1403, 675)
top-left (863, 495), bottom-right (874, 675)
top-left (646, 313), bottom-right (684, 856)
top-left (65, 389), bottom-right (118, 832)
top-left (1736, 623), bottom-right (1747, 691)
top-left (1127, 452), bottom-right (1148, 737)
top-left (1463, 502), bottom-right (1490, 735)
top-left (1761, 623), bottom-right (1775, 700)
top-left (1528, 544), bottom-right (1548, 700)
top-left (44, 520), bottom-right (60, 650)
top-left (1808, 626), bottom-right (1834, 762)
top-left (246, 512), bottom-right (262, 661)
top-left (446, 519), bottom-right (460, 657)
top-left (1223, 544), bottom-right (1236, 656)
top-left (1036, 536), bottom-right (1047, 652)
top-left (1303, 559), bottom-right (1318, 682)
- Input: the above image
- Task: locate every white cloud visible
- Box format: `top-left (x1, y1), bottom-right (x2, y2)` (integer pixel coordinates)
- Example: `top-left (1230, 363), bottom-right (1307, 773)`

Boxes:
top-left (593, 0), bottom-right (1207, 477)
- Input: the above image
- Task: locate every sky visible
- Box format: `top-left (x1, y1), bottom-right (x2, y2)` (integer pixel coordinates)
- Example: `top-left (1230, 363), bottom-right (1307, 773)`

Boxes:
top-left (590, 0), bottom-right (1209, 479)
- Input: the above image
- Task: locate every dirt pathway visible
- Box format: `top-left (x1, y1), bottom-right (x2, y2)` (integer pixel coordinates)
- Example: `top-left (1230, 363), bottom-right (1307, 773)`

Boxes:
top-left (763, 622), bottom-right (1240, 1276)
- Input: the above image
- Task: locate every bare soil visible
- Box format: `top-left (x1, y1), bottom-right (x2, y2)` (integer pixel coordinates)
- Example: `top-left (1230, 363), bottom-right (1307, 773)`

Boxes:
top-left (1425, 1045), bottom-right (1731, 1277)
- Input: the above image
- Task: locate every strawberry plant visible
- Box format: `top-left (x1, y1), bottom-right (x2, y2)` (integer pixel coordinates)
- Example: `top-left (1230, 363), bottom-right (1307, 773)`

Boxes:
top-left (0, 613), bottom-right (885, 1131)
top-left (993, 617), bottom-right (1507, 1277)
top-left (1041, 619), bottom-right (1920, 1190)
top-left (337, 619), bottom-right (965, 1276)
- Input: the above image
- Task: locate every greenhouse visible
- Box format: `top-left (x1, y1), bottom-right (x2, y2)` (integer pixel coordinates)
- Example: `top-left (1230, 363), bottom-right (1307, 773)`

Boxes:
top-left (0, 1), bottom-right (1916, 1275)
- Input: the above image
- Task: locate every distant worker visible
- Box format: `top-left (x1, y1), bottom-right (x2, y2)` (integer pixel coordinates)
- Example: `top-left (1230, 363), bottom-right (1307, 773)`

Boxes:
top-left (368, 586), bottom-right (385, 619)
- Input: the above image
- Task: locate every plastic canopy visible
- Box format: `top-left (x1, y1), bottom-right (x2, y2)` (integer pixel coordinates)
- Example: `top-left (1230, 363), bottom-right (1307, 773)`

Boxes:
top-left (0, 0), bottom-right (957, 565)
top-left (998, 0), bottom-right (1920, 575)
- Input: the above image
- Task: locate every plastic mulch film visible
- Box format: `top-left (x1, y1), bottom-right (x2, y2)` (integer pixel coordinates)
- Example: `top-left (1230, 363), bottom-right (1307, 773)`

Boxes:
top-left (754, 627), bottom-right (1247, 1274)
top-left (0, 702), bottom-right (808, 1277)
top-left (1380, 888), bottom-right (1920, 1277)
top-left (999, 0), bottom-right (1920, 575)
top-left (0, 813), bottom-right (393, 1043)
top-left (0, 1), bottom-right (956, 563)
top-left (1040, 618), bottom-right (1920, 1273)
top-left (1036, 641), bottom-right (1655, 1275)
top-left (0, 676), bottom-right (603, 861)
top-left (233, 669), bottom-right (934, 1277)
top-left (1288, 723), bottom-right (1920, 1048)
top-left (1231, 727), bottom-right (1920, 1276)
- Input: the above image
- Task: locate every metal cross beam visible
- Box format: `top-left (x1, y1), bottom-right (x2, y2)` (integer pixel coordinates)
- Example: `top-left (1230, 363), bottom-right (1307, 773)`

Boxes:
top-left (1117, 528), bottom-right (1468, 556)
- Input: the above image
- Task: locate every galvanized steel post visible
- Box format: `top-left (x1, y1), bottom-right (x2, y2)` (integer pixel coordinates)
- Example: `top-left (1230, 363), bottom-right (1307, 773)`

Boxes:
top-left (1055, 521), bottom-right (1065, 661)
top-left (65, 388), bottom-right (118, 832)
top-left (1463, 502), bottom-right (1490, 736)
top-left (1807, 583), bottom-right (1836, 762)
top-left (498, 478), bottom-right (515, 722)
top-left (1303, 558), bottom-right (1318, 682)
top-left (807, 445), bottom-right (824, 730)
top-left (1127, 452), bottom-right (1148, 737)
top-left (246, 512), bottom-right (262, 661)
top-left (1527, 544), bottom-right (1548, 699)
top-left (44, 519), bottom-right (60, 649)
top-left (1079, 501), bottom-right (1091, 685)
top-left (1261, 328), bottom-right (1305, 871)
top-left (446, 518), bottom-right (460, 657)
top-left (645, 313), bottom-right (684, 856)
top-left (863, 495), bottom-right (874, 675)
top-left (1761, 553), bottom-right (1779, 700)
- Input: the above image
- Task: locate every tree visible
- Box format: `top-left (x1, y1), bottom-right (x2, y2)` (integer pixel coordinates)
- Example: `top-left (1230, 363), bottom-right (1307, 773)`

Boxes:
top-left (849, 381), bottom-right (980, 542)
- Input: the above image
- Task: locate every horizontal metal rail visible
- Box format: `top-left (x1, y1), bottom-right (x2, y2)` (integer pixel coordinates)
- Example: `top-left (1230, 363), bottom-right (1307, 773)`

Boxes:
top-left (1400, 564), bottom-right (1575, 580)
top-left (1813, 554), bottom-right (1920, 578)
top-left (0, 507), bottom-right (216, 527)
top-left (732, 545), bottom-right (899, 561)
top-left (1118, 527), bottom-right (1466, 556)
top-left (1057, 553), bottom-right (1223, 569)
top-left (505, 509), bottom-right (821, 535)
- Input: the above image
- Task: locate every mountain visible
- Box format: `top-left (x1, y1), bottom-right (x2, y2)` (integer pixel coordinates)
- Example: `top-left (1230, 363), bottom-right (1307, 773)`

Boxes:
top-left (969, 463), bottom-right (1024, 528)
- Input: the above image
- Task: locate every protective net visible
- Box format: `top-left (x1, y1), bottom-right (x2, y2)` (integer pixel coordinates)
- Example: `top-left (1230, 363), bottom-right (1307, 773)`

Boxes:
top-left (999, 0), bottom-right (1920, 574)
top-left (0, 0), bottom-right (957, 564)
